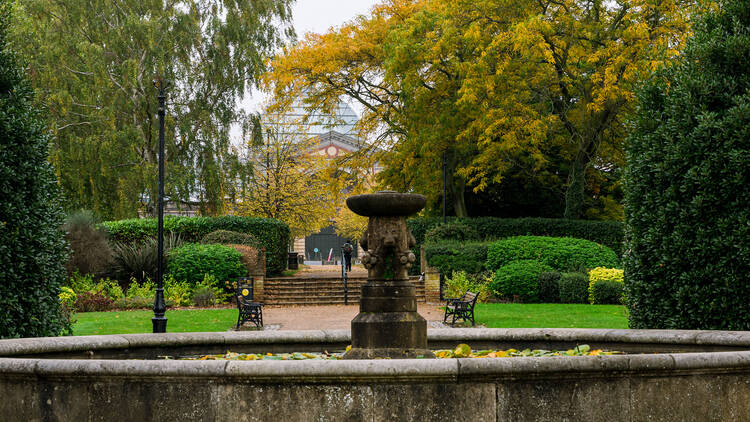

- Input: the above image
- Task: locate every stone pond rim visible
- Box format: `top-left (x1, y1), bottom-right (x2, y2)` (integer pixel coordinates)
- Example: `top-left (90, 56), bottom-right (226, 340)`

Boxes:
top-left (346, 190), bottom-right (427, 217)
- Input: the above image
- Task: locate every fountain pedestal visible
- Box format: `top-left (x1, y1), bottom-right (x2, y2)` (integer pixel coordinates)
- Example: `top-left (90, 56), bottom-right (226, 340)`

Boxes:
top-left (344, 191), bottom-right (434, 359)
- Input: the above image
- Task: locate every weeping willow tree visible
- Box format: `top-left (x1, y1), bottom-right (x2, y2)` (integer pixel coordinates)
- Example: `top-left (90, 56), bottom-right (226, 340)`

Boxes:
top-left (11, 0), bottom-right (294, 219)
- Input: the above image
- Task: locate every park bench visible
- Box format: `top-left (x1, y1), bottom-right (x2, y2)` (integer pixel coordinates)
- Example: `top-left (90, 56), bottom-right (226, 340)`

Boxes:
top-left (443, 291), bottom-right (478, 326)
top-left (236, 278), bottom-right (264, 329)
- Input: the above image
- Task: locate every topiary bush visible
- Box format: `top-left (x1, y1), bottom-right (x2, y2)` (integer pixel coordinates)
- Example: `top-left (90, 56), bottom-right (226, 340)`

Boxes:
top-left (559, 272), bottom-right (589, 304)
top-left (624, 0), bottom-right (750, 330)
top-left (424, 222), bottom-right (479, 244)
top-left (486, 236), bottom-right (619, 273)
top-left (0, 8), bottom-right (70, 338)
top-left (538, 271), bottom-right (562, 303)
top-left (101, 216), bottom-right (289, 275)
top-left (491, 260), bottom-right (554, 303)
top-left (589, 281), bottom-right (624, 305)
top-left (423, 241), bottom-right (489, 275)
top-left (166, 243), bottom-right (247, 285)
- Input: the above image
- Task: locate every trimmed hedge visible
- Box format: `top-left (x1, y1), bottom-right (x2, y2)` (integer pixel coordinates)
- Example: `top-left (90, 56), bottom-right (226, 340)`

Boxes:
top-left (559, 272), bottom-right (589, 304)
top-left (624, 0), bottom-right (750, 330)
top-left (491, 260), bottom-right (554, 303)
top-left (486, 236), bottom-right (619, 273)
top-left (423, 241), bottom-right (489, 275)
top-left (101, 216), bottom-right (289, 275)
top-left (407, 217), bottom-right (623, 275)
top-left (589, 281), bottom-right (624, 305)
top-left (202, 230), bottom-right (260, 247)
top-left (424, 222), bottom-right (479, 244)
top-left (538, 271), bottom-right (562, 303)
top-left (166, 243), bottom-right (247, 284)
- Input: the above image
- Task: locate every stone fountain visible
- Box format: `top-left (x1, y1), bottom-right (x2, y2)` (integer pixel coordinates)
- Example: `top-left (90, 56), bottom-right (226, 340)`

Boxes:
top-left (344, 190), bottom-right (433, 359)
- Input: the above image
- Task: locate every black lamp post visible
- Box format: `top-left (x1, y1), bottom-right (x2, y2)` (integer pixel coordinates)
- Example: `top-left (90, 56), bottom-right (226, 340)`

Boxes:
top-left (152, 78), bottom-right (171, 333)
top-left (442, 150), bottom-right (447, 223)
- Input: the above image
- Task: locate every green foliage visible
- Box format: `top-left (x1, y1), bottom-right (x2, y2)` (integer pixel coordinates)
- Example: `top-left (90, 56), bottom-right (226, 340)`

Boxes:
top-left (109, 233), bottom-right (184, 283)
top-left (424, 222), bottom-right (479, 243)
top-left (491, 260), bottom-right (554, 303)
top-left (63, 210), bottom-right (113, 276)
top-left (407, 217), bottom-right (623, 274)
top-left (538, 272), bottom-right (562, 303)
top-left (0, 6), bottom-right (70, 337)
top-left (624, 0), bottom-right (750, 330)
top-left (559, 273), bottom-right (590, 304)
top-left (423, 241), bottom-right (489, 275)
top-left (486, 236), bottom-right (619, 273)
top-left (101, 216), bottom-right (289, 275)
top-left (125, 278), bottom-right (155, 299)
top-left (202, 230), bottom-right (259, 247)
top-left (167, 243), bottom-right (246, 285)
top-left (12, 0), bottom-right (293, 219)
top-left (192, 274), bottom-right (223, 307)
top-left (589, 281), bottom-right (624, 305)
top-left (444, 271), bottom-right (493, 303)
top-left (165, 276), bottom-right (192, 307)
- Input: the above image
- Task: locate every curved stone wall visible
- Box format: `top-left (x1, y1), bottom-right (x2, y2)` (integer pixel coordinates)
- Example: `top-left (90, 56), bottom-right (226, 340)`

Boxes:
top-left (1, 329), bottom-right (749, 421)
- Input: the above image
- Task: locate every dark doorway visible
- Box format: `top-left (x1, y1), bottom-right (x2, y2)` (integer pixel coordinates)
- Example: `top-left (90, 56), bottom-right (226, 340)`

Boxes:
top-left (305, 226), bottom-right (355, 262)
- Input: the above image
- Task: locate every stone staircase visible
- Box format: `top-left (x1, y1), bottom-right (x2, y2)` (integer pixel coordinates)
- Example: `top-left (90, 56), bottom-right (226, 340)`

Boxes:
top-left (263, 275), bottom-right (426, 305)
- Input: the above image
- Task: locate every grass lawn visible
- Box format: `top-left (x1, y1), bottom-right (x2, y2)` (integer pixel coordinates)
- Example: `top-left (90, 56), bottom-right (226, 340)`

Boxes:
top-left (73, 303), bottom-right (628, 335)
top-left (73, 309), bottom-right (238, 336)
top-left (475, 303), bottom-right (628, 329)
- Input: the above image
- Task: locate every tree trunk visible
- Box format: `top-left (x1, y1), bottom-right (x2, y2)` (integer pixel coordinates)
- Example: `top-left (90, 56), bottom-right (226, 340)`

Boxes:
top-left (453, 176), bottom-right (468, 217)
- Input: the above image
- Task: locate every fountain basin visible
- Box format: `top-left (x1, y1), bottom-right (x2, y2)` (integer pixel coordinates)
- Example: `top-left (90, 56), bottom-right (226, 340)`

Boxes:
top-left (1, 328), bottom-right (749, 421)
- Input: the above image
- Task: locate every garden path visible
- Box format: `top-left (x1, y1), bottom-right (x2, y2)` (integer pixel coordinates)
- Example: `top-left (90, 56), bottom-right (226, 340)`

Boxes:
top-left (259, 304), bottom-right (445, 330)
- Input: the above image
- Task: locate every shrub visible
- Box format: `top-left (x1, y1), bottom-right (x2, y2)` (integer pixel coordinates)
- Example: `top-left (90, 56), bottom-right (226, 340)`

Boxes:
top-left (444, 271), bottom-right (492, 303)
top-left (193, 274), bottom-right (222, 307)
top-left (589, 281), bottom-right (624, 305)
top-left (109, 233), bottom-right (184, 283)
top-left (486, 236), bottom-right (619, 273)
top-left (126, 278), bottom-right (155, 298)
top-left (165, 276), bottom-right (192, 307)
top-left (559, 272), bottom-right (589, 304)
top-left (0, 10), bottom-right (70, 337)
top-left (424, 222), bottom-right (479, 244)
top-left (167, 243), bottom-right (246, 285)
top-left (100, 216), bottom-right (290, 275)
top-left (491, 260), bottom-right (553, 303)
top-left (538, 272), bottom-right (562, 303)
top-left (202, 230), bottom-right (259, 247)
top-left (624, 0), bottom-right (750, 330)
top-left (424, 241), bottom-right (489, 275)
top-left (226, 244), bottom-right (264, 275)
top-left (74, 292), bottom-right (113, 312)
top-left (94, 278), bottom-right (124, 301)
top-left (63, 210), bottom-right (113, 276)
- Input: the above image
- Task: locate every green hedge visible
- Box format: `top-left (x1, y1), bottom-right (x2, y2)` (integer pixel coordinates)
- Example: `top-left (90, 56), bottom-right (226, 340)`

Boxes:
top-left (101, 216), bottom-right (289, 275)
top-left (424, 222), bottom-right (479, 244)
top-left (623, 0), bottom-right (750, 330)
top-left (491, 260), bottom-right (554, 303)
top-left (589, 281), bottom-right (624, 305)
top-left (559, 272), bottom-right (589, 304)
top-left (202, 230), bottom-right (259, 247)
top-left (407, 217), bottom-right (623, 275)
top-left (538, 272), bottom-right (562, 303)
top-left (166, 243), bottom-right (247, 284)
top-left (423, 241), bottom-right (489, 275)
top-left (486, 236), bottom-right (619, 273)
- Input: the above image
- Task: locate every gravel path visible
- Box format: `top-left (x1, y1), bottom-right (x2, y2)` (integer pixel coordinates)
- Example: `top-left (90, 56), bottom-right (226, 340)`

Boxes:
top-left (260, 304), bottom-right (446, 330)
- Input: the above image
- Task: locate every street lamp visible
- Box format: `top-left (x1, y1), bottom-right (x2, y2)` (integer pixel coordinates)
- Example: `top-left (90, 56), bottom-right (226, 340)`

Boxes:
top-left (152, 78), bottom-right (171, 333)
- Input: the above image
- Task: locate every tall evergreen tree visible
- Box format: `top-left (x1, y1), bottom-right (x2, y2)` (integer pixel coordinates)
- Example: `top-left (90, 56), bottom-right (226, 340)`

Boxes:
top-left (624, 0), bottom-right (750, 329)
top-left (0, 3), bottom-right (70, 338)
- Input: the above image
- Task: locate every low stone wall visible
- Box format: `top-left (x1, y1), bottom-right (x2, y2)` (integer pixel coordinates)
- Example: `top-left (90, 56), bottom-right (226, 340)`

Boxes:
top-left (1, 329), bottom-right (749, 421)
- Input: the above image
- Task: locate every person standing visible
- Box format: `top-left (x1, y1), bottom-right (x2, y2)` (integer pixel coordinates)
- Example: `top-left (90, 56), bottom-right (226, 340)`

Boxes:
top-left (342, 240), bottom-right (353, 272)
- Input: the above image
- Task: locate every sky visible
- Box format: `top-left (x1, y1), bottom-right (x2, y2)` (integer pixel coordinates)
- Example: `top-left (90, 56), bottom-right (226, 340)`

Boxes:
top-left (242, 0), bottom-right (380, 114)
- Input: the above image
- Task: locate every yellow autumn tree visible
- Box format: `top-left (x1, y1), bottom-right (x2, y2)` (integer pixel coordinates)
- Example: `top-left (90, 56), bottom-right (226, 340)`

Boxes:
top-left (265, 0), bottom-right (698, 218)
top-left (228, 116), bottom-right (339, 240)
